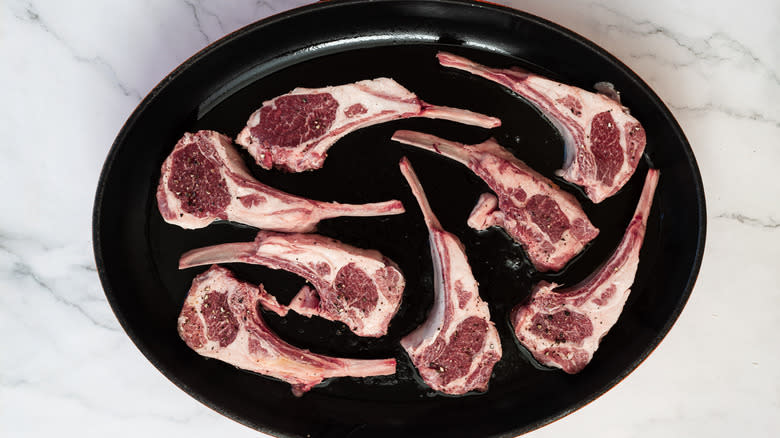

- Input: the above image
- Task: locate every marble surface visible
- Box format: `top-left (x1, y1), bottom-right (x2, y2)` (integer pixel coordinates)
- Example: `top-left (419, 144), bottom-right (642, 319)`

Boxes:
top-left (2, 0), bottom-right (778, 436)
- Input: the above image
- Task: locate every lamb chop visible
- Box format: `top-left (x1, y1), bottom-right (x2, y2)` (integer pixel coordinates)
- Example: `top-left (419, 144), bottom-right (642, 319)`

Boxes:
top-left (397, 157), bottom-right (502, 395)
top-left (179, 231), bottom-right (405, 338)
top-left (177, 265), bottom-right (396, 396)
top-left (511, 169), bottom-right (659, 373)
top-left (235, 77), bottom-right (501, 172)
top-left (392, 130), bottom-right (599, 272)
top-left (437, 52), bottom-right (646, 203)
top-left (157, 130), bottom-right (404, 231)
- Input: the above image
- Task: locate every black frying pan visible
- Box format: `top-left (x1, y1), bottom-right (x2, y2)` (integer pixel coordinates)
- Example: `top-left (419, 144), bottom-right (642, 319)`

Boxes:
top-left (92, 1), bottom-right (706, 437)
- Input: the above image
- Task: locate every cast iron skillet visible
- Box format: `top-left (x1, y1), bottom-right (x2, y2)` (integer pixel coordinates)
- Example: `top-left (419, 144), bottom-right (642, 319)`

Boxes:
top-left (92, 1), bottom-right (706, 436)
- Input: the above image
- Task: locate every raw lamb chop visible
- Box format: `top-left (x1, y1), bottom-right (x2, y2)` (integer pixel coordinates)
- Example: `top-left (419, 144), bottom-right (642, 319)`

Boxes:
top-left (392, 130), bottom-right (599, 272)
top-left (437, 52), bottom-right (646, 203)
top-left (177, 265), bottom-right (396, 396)
top-left (398, 157), bottom-right (502, 395)
top-left (511, 169), bottom-right (659, 373)
top-left (157, 130), bottom-right (404, 231)
top-left (179, 231), bottom-right (405, 338)
top-left (235, 78), bottom-right (501, 172)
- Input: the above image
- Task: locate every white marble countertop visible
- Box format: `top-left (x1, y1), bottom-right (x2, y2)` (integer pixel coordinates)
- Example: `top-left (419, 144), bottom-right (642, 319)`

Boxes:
top-left (2, 0), bottom-right (778, 436)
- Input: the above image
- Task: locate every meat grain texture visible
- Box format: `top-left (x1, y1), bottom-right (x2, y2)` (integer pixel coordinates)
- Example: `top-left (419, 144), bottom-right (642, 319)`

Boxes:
top-left (180, 231), bottom-right (406, 338)
top-left (437, 52), bottom-right (646, 203)
top-left (511, 169), bottom-right (659, 373)
top-left (236, 78), bottom-right (501, 172)
top-left (392, 130), bottom-right (599, 272)
top-left (177, 265), bottom-right (396, 396)
top-left (398, 157), bottom-right (502, 395)
top-left (157, 130), bottom-right (405, 231)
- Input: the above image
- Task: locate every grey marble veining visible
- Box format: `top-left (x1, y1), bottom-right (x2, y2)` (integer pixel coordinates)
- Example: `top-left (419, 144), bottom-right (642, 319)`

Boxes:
top-left (2, 0), bottom-right (778, 436)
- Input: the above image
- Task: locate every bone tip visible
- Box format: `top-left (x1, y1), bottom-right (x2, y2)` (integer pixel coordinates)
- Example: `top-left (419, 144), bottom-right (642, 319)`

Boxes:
top-left (391, 200), bottom-right (406, 214)
top-left (375, 358), bottom-right (398, 374)
top-left (436, 51), bottom-right (457, 63)
top-left (178, 256), bottom-right (192, 270)
top-left (648, 168), bottom-right (661, 180)
top-left (391, 130), bottom-right (413, 143)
